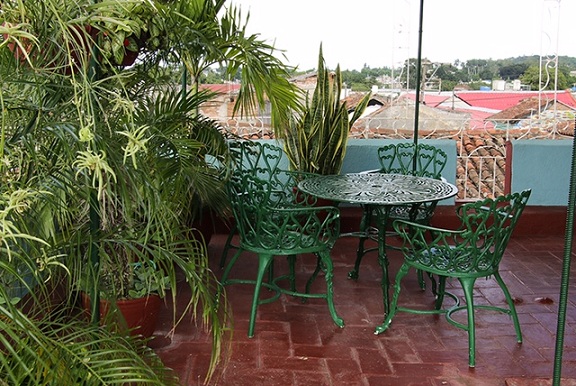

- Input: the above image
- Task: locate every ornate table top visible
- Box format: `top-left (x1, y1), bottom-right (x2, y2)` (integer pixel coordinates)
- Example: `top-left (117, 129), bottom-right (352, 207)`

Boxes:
top-left (297, 173), bottom-right (458, 206)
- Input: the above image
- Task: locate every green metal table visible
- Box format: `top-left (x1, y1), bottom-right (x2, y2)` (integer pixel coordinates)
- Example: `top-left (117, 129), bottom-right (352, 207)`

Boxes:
top-left (297, 173), bottom-right (458, 316)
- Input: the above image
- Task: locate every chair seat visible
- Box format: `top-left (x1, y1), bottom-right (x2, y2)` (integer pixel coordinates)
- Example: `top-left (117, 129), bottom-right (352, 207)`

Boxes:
top-left (405, 249), bottom-right (497, 278)
top-left (240, 231), bottom-right (333, 255)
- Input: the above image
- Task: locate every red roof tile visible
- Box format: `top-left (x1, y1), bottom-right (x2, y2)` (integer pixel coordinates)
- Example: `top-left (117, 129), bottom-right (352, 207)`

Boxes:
top-left (198, 83), bottom-right (241, 94)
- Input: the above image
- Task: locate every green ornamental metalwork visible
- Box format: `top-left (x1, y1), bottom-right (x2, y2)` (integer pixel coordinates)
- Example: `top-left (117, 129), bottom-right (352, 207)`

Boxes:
top-left (219, 140), bottom-right (285, 268)
top-left (222, 170), bottom-right (344, 337)
top-left (356, 143), bottom-right (450, 289)
top-left (297, 173), bottom-right (458, 205)
top-left (378, 190), bottom-right (532, 368)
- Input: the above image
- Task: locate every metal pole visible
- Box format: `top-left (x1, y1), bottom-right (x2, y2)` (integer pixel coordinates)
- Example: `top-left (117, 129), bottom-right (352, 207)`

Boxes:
top-left (412, 0), bottom-right (424, 170)
top-left (552, 117), bottom-right (576, 385)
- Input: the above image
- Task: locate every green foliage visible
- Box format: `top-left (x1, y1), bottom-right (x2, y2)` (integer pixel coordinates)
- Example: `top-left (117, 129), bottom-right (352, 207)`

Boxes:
top-left (520, 64), bottom-right (573, 90)
top-left (440, 80), bottom-right (458, 92)
top-left (0, 305), bottom-right (180, 385)
top-left (0, 0), bottom-right (307, 378)
top-left (499, 63), bottom-right (530, 80)
top-left (0, 0), bottom-right (310, 382)
top-left (280, 46), bottom-right (371, 175)
top-left (340, 65), bottom-right (391, 91)
top-left (159, 0), bottom-right (302, 130)
top-left (351, 55), bottom-right (576, 91)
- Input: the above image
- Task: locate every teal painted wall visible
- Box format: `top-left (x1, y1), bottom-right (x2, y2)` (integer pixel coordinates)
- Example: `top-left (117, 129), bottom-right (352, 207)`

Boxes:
top-left (257, 138), bottom-right (458, 205)
top-left (511, 139), bottom-right (573, 206)
top-left (255, 138), bottom-right (573, 206)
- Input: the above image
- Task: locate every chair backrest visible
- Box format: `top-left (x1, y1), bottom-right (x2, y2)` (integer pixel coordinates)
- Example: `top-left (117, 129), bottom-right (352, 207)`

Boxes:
top-left (228, 141), bottom-right (318, 206)
top-left (227, 171), bottom-right (340, 252)
top-left (229, 140), bottom-right (283, 181)
top-left (378, 143), bottom-right (447, 179)
top-left (394, 190), bottom-right (531, 276)
top-left (456, 189), bottom-right (531, 269)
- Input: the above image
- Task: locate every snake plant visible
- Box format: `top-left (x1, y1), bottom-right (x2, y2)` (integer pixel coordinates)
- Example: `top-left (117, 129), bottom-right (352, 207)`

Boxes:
top-left (281, 45), bottom-right (371, 175)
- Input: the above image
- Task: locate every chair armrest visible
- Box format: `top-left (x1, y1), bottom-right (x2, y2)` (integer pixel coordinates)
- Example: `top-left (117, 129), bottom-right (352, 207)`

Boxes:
top-left (392, 219), bottom-right (463, 235)
top-left (392, 219), bottom-right (465, 253)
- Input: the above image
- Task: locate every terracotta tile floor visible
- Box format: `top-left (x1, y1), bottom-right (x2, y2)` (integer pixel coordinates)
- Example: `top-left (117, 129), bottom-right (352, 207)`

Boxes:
top-left (152, 233), bottom-right (576, 386)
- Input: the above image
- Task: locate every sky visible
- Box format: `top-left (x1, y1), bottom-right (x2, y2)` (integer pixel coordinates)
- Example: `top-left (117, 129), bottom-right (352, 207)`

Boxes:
top-left (228, 0), bottom-right (576, 71)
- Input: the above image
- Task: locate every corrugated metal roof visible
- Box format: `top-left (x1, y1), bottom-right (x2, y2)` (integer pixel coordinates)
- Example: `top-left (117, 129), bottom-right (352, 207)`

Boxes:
top-left (454, 90), bottom-right (576, 110)
top-left (401, 92), bottom-right (450, 107)
top-left (487, 97), bottom-right (576, 121)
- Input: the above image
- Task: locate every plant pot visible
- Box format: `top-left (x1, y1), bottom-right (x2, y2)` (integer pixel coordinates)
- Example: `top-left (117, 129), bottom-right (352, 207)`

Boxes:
top-left (190, 208), bottom-right (217, 244)
top-left (3, 24), bottom-right (93, 73)
top-left (81, 292), bottom-right (162, 338)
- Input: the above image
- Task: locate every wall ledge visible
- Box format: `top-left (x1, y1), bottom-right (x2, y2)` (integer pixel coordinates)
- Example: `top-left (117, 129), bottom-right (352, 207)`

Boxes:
top-left (214, 205), bottom-right (569, 238)
top-left (338, 205), bottom-right (569, 237)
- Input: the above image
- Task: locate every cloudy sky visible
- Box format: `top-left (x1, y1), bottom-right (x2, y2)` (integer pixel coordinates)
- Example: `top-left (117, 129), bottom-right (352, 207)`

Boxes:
top-left (229, 0), bottom-right (575, 71)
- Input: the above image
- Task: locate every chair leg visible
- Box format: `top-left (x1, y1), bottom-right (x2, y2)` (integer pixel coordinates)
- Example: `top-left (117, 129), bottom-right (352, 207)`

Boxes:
top-left (217, 247), bottom-right (244, 307)
top-left (349, 206), bottom-right (373, 280)
top-left (417, 269), bottom-right (426, 290)
top-left (318, 251), bottom-right (344, 328)
top-left (305, 254), bottom-right (322, 295)
top-left (459, 277), bottom-right (477, 368)
top-left (416, 227), bottom-right (438, 291)
top-left (434, 275), bottom-right (447, 310)
top-left (248, 253), bottom-right (274, 338)
top-left (287, 255), bottom-right (297, 292)
top-left (494, 272), bottom-right (523, 343)
top-left (220, 247), bottom-right (243, 285)
top-left (375, 263), bottom-right (410, 334)
top-left (219, 225), bottom-right (237, 269)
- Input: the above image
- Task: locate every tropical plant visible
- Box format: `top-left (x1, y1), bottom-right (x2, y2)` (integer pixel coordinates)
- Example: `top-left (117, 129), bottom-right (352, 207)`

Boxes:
top-left (0, 0), bottom-right (302, 383)
top-left (280, 45), bottom-right (371, 175)
top-left (0, 306), bottom-right (181, 385)
top-left (151, 0), bottom-right (303, 127)
top-left (0, 35), bottom-right (227, 385)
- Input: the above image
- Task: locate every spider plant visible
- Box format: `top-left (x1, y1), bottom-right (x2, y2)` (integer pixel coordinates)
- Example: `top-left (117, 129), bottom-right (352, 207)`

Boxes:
top-left (0, 0), bottom-right (303, 383)
top-left (0, 50), bottom-right (228, 385)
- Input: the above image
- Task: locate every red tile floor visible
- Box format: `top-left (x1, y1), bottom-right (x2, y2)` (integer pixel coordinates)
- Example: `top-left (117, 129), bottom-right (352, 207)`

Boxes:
top-left (152, 232), bottom-right (576, 386)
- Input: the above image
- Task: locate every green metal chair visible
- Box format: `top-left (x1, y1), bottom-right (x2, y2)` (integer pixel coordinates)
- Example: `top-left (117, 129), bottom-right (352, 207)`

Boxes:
top-left (219, 140), bottom-right (284, 268)
top-left (376, 190), bottom-right (531, 367)
top-left (351, 142), bottom-right (448, 284)
top-left (221, 170), bottom-right (344, 337)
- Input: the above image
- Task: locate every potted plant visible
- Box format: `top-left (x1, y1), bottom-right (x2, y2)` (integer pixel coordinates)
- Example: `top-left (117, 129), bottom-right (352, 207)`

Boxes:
top-left (0, 0), bottom-right (304, 383)
top-left (0, 42), bottom-right (226, 386)
top-left (279, 45), bottom-right (371, 176)
top-left (80, 259), bottom-right (168, 338)
top-left (90, 0), bottom-right (167, 66)
top-left (0, 0), bottom-right (226, 381)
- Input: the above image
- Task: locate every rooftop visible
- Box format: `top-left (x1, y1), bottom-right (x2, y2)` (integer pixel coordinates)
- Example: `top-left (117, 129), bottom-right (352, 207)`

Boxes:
top-left (151, 219), bottom-right (576, 386)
